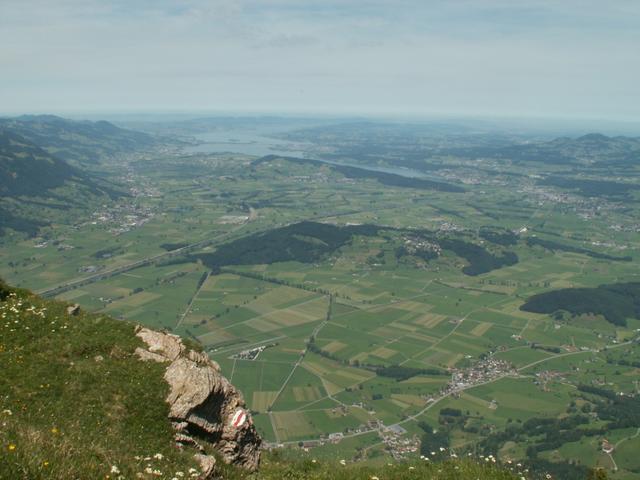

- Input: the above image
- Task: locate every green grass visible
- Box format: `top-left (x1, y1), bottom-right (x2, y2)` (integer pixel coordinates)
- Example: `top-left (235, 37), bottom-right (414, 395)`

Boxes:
top-left (0, 280), bottom-right (561, 480)
top-left (218, 455), bottom-right (527, 480)
top-left (0, 280), bottom-right (203, 479)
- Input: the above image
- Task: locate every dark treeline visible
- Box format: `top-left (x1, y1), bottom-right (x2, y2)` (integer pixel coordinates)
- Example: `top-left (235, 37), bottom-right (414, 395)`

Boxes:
top-left (1, 129), bottom-right (84, 197)
top-left (194, 221), bottom-right (381, 268)
top-left (526, 237), bottom-right (632, 262)
top-left (478, 414), bottom-right (598, 480)
top-left (596, 395), bottom-right (640, 430)
top-left (530, 343), bottom-right (562, 354)
top-left (92, 245), bottom-right (124, 259)
top-left (478, 228), bottom-right (518, 246)
top-left (476, 385), bottom-right (640, 478)
top-left (439, 238), bottom-right (518, 276)
top-left (160, 242), bottom-right (189, 251)
top-left (520, 282), bottom-right (640, 327)
top-left (538, 175), bottom-right (640, 198)
top-left (394, 245), bottom-right (439, 263)
top-left (607, 356), bottom-right (640, 369)
top-left (577, 384), bottom-right (618, 401)
top-left (0, 206), bottom-right (46, 236)
top-left (375, 365), bottom-right (447, 381)
top-left (418, 421), bottom-right (450, 455)
top-left (193, 220), bottom-right (518, 277)
top-left (222, 268), bottom-right (336, 296)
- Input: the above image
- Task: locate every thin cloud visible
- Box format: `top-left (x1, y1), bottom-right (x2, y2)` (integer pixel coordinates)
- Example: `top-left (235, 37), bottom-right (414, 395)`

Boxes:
top-left (0, 0), bottom-right (638, 119)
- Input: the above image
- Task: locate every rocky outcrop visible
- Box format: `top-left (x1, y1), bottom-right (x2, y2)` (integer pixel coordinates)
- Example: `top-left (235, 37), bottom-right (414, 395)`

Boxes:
top-left (134, 326), bottom-right (262, 475)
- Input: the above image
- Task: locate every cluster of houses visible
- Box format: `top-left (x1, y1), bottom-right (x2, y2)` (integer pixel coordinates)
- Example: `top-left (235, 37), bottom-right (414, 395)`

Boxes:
top-left (231, 343), bottom-right (277, 361)
top-left (379, 424), bottom-right (420, 459)
top-left (402, 235), bottom-right (442, 256)
top-left (438, 222), bottom-right (463, 232)
top-left (447, 358), bottom-right (517, 394)
top-left (79, 200), bottom-right (155, 236)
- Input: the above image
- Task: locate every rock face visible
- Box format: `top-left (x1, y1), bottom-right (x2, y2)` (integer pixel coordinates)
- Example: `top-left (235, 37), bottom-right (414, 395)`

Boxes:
top-left (134, 326), bottom-right (262, 473)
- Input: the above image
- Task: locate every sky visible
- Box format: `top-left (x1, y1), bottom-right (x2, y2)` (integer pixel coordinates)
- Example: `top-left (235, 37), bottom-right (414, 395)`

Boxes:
top-left (1, 0), bottom-right (639, 120)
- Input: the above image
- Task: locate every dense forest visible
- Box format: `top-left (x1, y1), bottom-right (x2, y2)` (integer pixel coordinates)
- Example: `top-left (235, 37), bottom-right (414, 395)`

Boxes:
top-left (0, 115), bottom-right (158, 165)
top-left (195, 220), bottom-right (520, 278)
top-left (538, 175), bottom-right (640, 198)
top-left (194, 221), bottom-right (381, 268)
top-left (520, 282), bottom-right (640, 326)
top-left (438, 238), bottom-right (518, 276)
top-left (478, 228), bottom-right (519, 246)
top-left (526, 237), bottom-right (632, 262)
top-left (0, 129), bottom-right (84, 197)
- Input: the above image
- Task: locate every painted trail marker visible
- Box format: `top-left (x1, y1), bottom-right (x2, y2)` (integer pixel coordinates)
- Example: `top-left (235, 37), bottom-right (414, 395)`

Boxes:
top-left (231, 408), bottom-right (247, 428)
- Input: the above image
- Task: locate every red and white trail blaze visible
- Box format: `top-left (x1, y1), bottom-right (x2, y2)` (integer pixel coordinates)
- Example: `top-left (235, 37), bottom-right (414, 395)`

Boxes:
top-left (231, 409), bottom-right (247, 428)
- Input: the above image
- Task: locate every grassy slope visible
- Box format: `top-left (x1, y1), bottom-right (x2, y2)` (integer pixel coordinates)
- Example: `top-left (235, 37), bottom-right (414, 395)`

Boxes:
top-left (0, 279), bottom-right (554, 480)
top-left (219, 456), bottom-right (527, 480)
top-left (0, 280), bottom-right (202, 479)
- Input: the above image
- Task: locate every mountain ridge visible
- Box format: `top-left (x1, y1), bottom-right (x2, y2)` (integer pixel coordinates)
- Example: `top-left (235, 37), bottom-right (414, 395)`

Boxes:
top-left (0, 114), bottom-right (159, 165)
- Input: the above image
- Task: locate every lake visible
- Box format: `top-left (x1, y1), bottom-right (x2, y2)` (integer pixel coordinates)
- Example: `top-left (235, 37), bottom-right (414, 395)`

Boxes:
top-left (184, 130), bottom-right (446, 181)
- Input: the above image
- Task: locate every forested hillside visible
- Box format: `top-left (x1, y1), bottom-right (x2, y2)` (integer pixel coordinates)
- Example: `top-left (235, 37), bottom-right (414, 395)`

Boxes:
top-left (0, 115), bottom-right (158, 164)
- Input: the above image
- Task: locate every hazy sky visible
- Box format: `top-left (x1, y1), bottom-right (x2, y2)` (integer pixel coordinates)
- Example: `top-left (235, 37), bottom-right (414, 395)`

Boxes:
top-left (1, 0), bottom-right (639, 120)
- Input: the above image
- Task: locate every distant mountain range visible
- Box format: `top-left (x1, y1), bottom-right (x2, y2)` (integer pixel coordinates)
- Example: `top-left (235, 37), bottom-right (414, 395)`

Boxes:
top-left (0, 115), bottom-right (158, 165)
top-left (0, 115), bottom-right (161, 235)
top-left (0, 129), bottom-right (87, 197)
top-left (280, 121), bottom-right (640, 167)
top-left (443, 133), bottom-right (640, 165)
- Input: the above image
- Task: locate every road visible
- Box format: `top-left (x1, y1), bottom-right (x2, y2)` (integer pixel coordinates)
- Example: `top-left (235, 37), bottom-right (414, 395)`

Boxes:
top-left (35, 207), bottom-right (371, 299)
top-left (270, 337), bottom-right (638, 447)
top-left (175, 270), bottom-right (210, 329)
top-left (36, 224), bottom-right (247, 298)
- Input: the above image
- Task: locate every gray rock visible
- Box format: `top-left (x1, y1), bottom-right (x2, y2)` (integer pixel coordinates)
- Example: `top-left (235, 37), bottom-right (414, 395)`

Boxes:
top-left (194, 453), bottom-right (216, 478)
top-left (135, 326), bottom-right (262, 473)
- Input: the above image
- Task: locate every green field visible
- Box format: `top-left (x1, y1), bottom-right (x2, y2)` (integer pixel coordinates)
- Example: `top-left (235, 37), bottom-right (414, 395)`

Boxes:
top-left (2, 142), bottom-right (640, 479)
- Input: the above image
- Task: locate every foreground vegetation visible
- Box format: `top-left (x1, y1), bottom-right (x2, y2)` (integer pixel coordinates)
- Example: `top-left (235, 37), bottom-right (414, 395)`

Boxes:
top-left (0, 279), bottom-right (564, 479)
top-left (0, 279), bottom-right (204, 479)
top-left (219, 456), bottom-right (536, 480)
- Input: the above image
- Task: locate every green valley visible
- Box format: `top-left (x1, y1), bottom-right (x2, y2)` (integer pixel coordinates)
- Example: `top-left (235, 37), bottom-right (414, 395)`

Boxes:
top-left (1, 117), bottom-right (640, 479)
